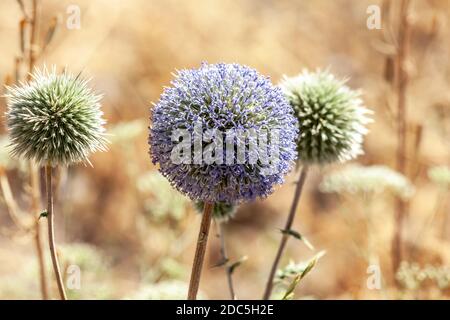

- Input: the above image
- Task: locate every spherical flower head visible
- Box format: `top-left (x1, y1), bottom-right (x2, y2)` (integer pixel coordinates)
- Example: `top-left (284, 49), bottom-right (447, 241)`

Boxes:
top-left (280, 70), bottom-right (372, 165)
top-left (5, 67), bottom-right (108, 166)
top-left (319, 164), bottom-right (414, 200)
top-left (194, 201), bottom-right (237, 222)
top-left (149, 63), bottom-right (298, 203)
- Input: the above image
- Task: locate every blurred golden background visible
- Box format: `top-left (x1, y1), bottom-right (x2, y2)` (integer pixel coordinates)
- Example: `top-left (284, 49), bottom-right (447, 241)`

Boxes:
top-left (0, 0), bottom-right (449, 299)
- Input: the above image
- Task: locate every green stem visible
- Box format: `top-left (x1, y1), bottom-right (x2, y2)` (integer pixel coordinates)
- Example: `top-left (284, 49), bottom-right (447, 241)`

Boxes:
top-left (217, 221), bottom-right (236, 300)
top-left (263, 165), bottom-right (309, 300)
top-left (46, 164), bottom-right (67, 300)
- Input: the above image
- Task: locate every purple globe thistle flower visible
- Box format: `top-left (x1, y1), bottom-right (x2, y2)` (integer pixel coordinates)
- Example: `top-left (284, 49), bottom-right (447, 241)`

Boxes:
top-left (149, 63), bottom-right (297, 204)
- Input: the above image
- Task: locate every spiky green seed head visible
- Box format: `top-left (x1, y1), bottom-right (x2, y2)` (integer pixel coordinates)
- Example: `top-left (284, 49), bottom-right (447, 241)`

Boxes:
top-left (280, 70), bottom-right (372, 165)
top-left (5, 67), bottom-right (108, 166)
top-left (195, 201), bottom-right (237, 222)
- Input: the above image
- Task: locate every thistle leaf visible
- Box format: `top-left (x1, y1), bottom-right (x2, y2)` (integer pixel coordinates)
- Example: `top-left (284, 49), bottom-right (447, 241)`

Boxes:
top-left (279, 251), bottom-right (326, 300)
top-left (228, 256), bottom-right (248, 275)
top-left (279, 228), bottom-right (315, 250)
top-left (212, 258), bottom-right (229, 268)
top-left (39, 210), bottom-right (48, 220)
top-left (282, 274), bottom-right (301, 300)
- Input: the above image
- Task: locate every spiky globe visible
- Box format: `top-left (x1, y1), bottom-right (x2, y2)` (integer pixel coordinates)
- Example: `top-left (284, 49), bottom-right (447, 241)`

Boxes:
top-left (280, 70), bottom-right (372, 165)
top-left (149, 63), bottom-right (298, 204)
top-left (5, 67), bottom-right (108, 165)
top-left (195, 201), bottom-right (237, 222)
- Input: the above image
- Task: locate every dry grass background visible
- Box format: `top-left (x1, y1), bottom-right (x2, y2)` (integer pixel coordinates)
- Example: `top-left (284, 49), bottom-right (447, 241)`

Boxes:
top-left (0, 0), bottom-right (449, 299)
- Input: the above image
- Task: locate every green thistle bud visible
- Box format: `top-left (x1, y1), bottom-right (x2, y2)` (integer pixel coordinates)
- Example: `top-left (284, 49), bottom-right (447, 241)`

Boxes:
top-left (195, 201), bottom-right (237, 222)
top-left (5, 67), bottom-right (108, 166)
top-left (280, 70), bottom-right (372, 165)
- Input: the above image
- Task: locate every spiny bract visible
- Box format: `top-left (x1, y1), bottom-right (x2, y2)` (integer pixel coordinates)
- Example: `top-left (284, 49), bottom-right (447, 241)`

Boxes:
top-left (149, 63), bottom-right (298, 203)
top-left (280, 70), bottom-right (372, 165)
top-left (5, 67), bottom-right (108, 165)
top-left (195, 201), bottom-right (237, 222)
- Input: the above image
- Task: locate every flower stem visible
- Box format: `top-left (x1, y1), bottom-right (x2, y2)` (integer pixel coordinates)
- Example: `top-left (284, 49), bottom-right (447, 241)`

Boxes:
top-left (263, 165), bottom-right (309, 300)
top-left (187, 201), bottom-right (214, 300)
top-left (30, 162), bottom-right (49, 300)
top-left (45, 164), bottom-right (67, 300)
top-left (393, 0), bottom-right (411, 278)
top-left (217, 221), bottom-right (236, 300)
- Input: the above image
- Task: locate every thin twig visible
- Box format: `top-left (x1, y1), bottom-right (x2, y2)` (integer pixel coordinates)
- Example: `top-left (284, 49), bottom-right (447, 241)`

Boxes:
top-left (187, 202), bottom-right (214, 300)
top-left (216, 221), bottom-right (236, 300)
top-left (28, 0), bottom-right (40, 78)
top-left (46, 164), bottom-right (67, 300)
top-left (0, 169), bottom-right (31, 231)
top-left (29, 162), bottom-right (49, 300)
top-left (16, 0), bottom-right (29, 20)
top-left (263, 165), bottom-right (309, 300)
top-left (392, 0), bottom-right (411, 277)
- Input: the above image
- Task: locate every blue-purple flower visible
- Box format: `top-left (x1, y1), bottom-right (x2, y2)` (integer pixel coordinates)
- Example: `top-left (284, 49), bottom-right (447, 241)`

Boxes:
top-left (149, 63), bottom-right (297, 203)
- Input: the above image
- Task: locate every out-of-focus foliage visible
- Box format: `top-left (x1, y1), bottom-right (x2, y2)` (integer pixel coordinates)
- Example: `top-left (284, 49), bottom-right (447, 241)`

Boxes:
top-left (136, 171), bottom-right (188, 221)
top-left (396, 261), bottom-right (450, 291)
top-left (428, 166), bottom-right (450, 189)
top-left (320, 165), bottom-right (415, 199)
top-left (108, 119), bottom-right (146, 145)
top-left (0, 136), bottom-right (14, 170)
top-left (127, 280), bottom-right (206, 300)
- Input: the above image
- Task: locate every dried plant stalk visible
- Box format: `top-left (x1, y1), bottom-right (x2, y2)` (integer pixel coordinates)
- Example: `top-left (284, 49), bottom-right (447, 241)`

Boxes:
top-left (263, 165), bottom-right (309, 300)
top-left (22, 0), bottom-right (49, 299)
top-left (188, 202), bottom-right (214, 300)
top-left (392, 0), bottom-right (412, 276)
top-left (29, 162), bottom-right (49, 300)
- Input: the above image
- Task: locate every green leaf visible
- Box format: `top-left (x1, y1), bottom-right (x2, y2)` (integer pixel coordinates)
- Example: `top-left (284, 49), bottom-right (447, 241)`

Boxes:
top-left (212, 258), bottom-right (229, 268)
top-left (279, 228), bottom-right (315, 250)
top-left (282, 274), bottom-right (301, 300)
top-left (38, 210), bottom-right (48, 220)
top-left (280, 251), bottom-right (326, 300)
top-left (227, 256), bottom-right (248, 275)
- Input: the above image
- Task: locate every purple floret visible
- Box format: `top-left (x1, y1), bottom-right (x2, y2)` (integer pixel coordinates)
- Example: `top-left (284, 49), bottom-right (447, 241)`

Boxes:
top-left (149, 63), bottom-right (298, 204)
